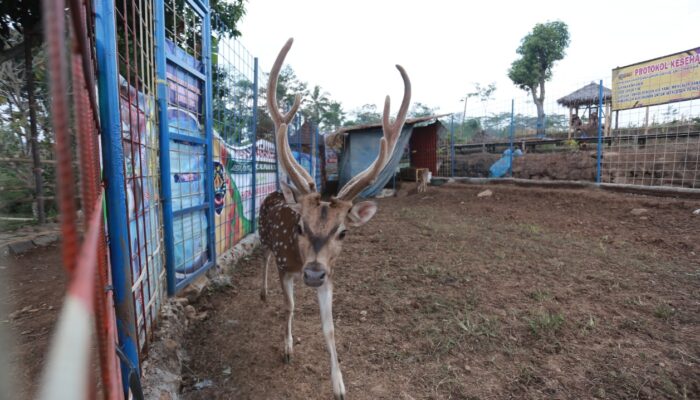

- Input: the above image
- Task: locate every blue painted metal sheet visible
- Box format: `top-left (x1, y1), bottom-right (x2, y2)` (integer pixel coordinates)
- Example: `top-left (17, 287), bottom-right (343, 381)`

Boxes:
top-left (155, 0), bottom-right (216, 294)
top-left (338, 125), bottom-right (414, 198)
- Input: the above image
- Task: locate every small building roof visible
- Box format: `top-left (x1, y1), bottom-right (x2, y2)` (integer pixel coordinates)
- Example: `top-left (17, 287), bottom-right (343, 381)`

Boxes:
top-left (557, 82), bottom-right (612, 107)
top-left (325, 114), bottom-right (450, 150)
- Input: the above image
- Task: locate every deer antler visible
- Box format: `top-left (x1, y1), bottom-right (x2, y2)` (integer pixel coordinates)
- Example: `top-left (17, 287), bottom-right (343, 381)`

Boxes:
top-left (335, 65), bottom-right (411, 201)
top-left (268, 38), bottom-right (316, 194)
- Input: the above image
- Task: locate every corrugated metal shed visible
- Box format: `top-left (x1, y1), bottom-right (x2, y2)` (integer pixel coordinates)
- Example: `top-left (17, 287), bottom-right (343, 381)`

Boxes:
top-left (332, 114), bottom-right (448, 198)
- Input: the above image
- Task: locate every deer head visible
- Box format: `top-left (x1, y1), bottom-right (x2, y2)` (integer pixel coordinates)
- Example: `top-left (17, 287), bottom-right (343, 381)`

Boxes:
top-left (268, 38), bottom-right (411, 287)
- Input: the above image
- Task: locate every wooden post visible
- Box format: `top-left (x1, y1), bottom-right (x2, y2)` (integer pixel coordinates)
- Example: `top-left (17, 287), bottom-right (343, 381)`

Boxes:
top-left (568, 107), bottom-right (573, 139)
top-left (644, 106), bottom-right (650, 135)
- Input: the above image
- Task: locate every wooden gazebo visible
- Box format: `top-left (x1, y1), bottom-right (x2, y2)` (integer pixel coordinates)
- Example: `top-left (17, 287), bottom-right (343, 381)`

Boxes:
top-left (557, 82), bottom-right (612, 138)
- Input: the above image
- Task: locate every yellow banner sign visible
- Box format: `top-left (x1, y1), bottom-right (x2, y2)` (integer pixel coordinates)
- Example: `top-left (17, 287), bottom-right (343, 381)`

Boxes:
top-left (612, 47), bottom-right (700, 110)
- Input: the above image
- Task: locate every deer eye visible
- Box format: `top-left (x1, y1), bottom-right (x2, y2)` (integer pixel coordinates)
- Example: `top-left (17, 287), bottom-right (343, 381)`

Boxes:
top-left (295, 223), bottom-right (303, 235)
top-left (338, 230), bottom-right (347, 240)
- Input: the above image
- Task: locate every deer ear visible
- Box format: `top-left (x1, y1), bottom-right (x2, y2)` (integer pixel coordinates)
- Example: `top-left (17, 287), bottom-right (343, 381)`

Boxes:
top-left (346, 201), bottom-right (377, 227)
top-left (280, 182), bottom-right (302, 213)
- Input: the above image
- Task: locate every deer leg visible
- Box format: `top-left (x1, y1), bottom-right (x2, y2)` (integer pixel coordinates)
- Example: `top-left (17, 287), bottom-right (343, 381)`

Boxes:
top-left (260, 251), bottom-right (273, 302)
top-left (280, 271), bottom-right (295, 364)
top-left (317, 282), bottom-right (345, 400)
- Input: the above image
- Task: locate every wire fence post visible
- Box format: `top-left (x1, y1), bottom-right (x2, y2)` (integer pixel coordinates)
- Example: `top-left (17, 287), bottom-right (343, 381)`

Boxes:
top-left (95, 0), bottom-right (140, 391)
top-left (314, 123), bottom-right (320, 188)
top-left (251, 57), bottom-right (258, 232)
top-left (450, 115), bottom-right (455, 178)
top-left (203, 5), bottom-right (217, 269)
top-left (596, 80), bottom-right (603, 184)
top-left (296, 114), bottom-right (302, 165)
top-left (509, 99), bottom-right (515, 177)
top-left (154, 0), bottom-right (176, 297)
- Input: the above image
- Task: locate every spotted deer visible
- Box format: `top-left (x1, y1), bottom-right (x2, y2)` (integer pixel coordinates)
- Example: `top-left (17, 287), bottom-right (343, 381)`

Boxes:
top-left (258, 38), bottom-right (410, 400)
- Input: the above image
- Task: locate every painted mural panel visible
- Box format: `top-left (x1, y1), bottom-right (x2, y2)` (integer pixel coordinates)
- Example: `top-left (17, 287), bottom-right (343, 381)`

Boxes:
top-left (213, 135), bottom-right (277, 254)
top-left (164, 36), bottom-right (214, 286)
top-left (167, 108), bottom-right (209, 278)
top-left (118, 76), bottom-right (166, 348)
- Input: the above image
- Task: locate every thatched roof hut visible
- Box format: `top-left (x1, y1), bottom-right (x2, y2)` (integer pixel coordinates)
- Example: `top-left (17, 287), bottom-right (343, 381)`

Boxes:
top-left (557, 82), bottom-right (612, 107)
top-left (557, 82), bottom-right (613, 137)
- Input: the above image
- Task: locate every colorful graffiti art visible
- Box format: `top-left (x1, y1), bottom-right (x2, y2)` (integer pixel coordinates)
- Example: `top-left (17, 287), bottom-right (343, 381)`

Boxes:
top-left (167, 107), bottom-right (209, 278)
top-left (213, 134), bottom-right (277, 255)
top-left (118, 76), bottom-right (165, 346)
top-left (213, 161), bottom-right (227, 215)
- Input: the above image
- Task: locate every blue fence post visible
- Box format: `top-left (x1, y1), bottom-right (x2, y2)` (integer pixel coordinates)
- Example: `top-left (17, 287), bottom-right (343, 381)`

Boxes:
top-left (95, 0), bottom-right (140, 392)
top-left (509, 99), bottom-right (515, 177)
top-left (296, 114), bottom-right (302, 167)
top-left (596, 80), bottom-right (603, 184)
top-left (315, 124), bottom-right (320, 189)
top-left (203, 4), bottom-right (217, 268)
top-left (154, 0), bottom-right (176, 297)
top-left (251, 57), bottom-right (259, 232)
top-left (450, 115), bottom-right (455, 177)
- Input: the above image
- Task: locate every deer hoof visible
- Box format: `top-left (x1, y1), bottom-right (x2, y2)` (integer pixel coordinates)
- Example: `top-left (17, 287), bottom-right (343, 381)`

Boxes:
top-left (334, 393), bottom-right (345, 400)
top-left (283, 353), bottom-right (291, 364)
top-left (260, 290), bottom-right (267, 302)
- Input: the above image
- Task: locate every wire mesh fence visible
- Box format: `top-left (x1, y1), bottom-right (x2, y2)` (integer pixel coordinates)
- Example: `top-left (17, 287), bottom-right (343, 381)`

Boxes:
top-left (113, 0), bottom-right (166, 357)
top-left (159, 0), bottom-right (216, 292)
top-left (38, 0), bottom-right (123, 398)
top-left (436, 77), bottom-right (700, 190)
top-left (210, 20), bottom-right (262, 255)
top-left (602, 99), bottom-right (700, 188)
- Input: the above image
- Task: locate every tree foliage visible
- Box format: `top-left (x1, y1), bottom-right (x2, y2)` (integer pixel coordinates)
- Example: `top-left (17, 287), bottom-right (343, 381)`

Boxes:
top-left (211, 0), bottom-right (246, 38)
top-left (0, 0), bottom-right (41, 64)
top-left (410, 102), bottom-right (436, 118)
top-left (508, 21), bottom-right (570, 135)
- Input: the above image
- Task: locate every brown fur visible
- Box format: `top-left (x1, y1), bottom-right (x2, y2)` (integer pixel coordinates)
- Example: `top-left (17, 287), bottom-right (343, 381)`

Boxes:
top-left (259, 191), bottom-right (354, 278)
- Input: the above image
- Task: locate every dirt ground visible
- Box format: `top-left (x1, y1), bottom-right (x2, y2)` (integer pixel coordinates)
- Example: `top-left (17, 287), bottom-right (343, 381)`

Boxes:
top-left (1, 243), bottom-right (65, 400)
top-left (181, 184), bottom-right (699, 400)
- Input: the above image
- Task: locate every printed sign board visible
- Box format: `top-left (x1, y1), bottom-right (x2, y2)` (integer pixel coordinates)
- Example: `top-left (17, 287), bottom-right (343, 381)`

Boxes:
top-left (612, 47), bottom-right (700, 110)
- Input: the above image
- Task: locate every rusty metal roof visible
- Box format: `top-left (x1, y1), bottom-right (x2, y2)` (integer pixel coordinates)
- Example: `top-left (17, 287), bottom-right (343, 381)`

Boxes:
top-left (325, 114), bottom-right (450, 150)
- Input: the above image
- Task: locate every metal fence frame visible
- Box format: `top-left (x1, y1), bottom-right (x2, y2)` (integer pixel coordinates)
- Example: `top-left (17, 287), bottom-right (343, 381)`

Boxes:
top-left (92, 1), bottom-right (277, 396)
top-left (39, 0), bottom-right (124, 398)
top-left (437, 81), bottom-right (700, 192)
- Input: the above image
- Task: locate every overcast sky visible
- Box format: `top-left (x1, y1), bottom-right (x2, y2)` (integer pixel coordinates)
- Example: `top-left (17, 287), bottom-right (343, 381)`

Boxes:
top-left (237, 0), bottom-right (700, 117)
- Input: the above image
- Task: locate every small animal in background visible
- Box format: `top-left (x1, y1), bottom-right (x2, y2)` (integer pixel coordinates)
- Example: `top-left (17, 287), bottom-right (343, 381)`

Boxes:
top-left (416, 168), bottom-right (431, 193)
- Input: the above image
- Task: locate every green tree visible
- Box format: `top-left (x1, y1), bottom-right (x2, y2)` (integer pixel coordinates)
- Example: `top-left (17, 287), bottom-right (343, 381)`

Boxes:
top-left (321, 101), bottom-right (345, 132)
top-left (1, 0), bottom-right (46, 222)
top-left (346, 104), bottom-right (381, 126)
top-left (508, 21), bottom-right (570, 136)
top-left (302, 85), bottom-right (330, 124)
top-left (409, 102), bottom-right (435, 118)
top-left (211, 0), bottom-right (246, 37)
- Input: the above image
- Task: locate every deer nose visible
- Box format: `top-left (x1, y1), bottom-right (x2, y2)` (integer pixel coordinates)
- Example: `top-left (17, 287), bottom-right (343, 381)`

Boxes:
top-left (303, 263), bottom-right (326, 287)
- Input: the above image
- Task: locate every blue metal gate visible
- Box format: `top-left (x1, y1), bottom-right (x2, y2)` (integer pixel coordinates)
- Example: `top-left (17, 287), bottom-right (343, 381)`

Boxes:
top-left (155, 0), bottom-right (216, 294)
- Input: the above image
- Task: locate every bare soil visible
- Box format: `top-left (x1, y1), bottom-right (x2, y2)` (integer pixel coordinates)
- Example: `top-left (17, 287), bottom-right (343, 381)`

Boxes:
top-left (1, 243), bottom-right (65, 400)
top-left (180, 184), bottom-right (700, 399)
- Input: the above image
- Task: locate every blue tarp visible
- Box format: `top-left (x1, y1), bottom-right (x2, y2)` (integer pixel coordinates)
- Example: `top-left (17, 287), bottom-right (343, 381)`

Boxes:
top-left (337, 125), bottom-right (413, 198)
top-left (489, 148), bottom-right (523, 178)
